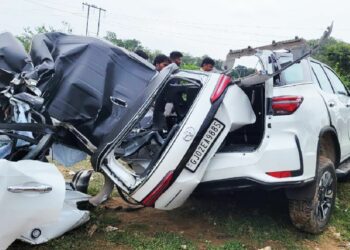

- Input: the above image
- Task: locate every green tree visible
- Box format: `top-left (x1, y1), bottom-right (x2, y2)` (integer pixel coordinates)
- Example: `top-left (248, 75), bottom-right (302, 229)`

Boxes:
top-left (104, 31), bottom-right (143, 51)
top-left (181, 63), bottom-right (200, 70)
top-left (16, 22), bottom-right (73, 52)
top-left (310, 37), bottom-right (350, 86)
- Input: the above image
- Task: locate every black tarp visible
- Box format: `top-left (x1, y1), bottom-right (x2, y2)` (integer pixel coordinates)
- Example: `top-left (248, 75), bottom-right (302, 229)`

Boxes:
top-left (0, 32), bottom-right (33, 74)
top-left (29, 32), bottom-right (159, 147)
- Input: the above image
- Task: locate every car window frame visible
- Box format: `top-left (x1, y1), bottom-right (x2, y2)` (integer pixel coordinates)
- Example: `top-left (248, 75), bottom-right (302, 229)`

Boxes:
top-left (310, 60), bottom-right (335, 94)
top-left (323, 65), bottom-right (349, 96)
top-left (279, 59), bottom-right (311, 86)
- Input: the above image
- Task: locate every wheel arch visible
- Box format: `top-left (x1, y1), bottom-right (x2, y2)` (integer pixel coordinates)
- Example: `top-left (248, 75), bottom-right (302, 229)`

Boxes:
top-left (286, 126), bottom-right (340, 201)
top-left (318, 126), bottom-right (340, 167)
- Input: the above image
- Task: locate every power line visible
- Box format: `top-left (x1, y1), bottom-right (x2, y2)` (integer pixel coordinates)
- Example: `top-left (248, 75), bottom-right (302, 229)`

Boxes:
top-left (22, 0), bottom-right (85, 18)
top-left (82, 2), bottom-right (106, 36)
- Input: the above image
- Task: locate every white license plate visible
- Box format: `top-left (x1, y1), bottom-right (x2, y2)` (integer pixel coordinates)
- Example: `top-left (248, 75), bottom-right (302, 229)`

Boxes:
top-left (186, 119), bottom-right (225, 172)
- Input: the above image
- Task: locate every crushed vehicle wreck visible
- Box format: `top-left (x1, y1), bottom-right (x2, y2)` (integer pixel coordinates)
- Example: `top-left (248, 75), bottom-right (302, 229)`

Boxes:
top-left (0, 23), bottom-right (343, 247)
top-left (0, 31), bottom-right (257, 247)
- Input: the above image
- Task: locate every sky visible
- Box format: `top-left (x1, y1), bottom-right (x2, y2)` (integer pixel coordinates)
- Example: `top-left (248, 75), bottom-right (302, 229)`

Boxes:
top-left (0, 0), bottom-right (349, 60)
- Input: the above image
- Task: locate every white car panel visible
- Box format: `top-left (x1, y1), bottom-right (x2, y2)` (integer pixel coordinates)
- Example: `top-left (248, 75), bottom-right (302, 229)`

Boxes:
top-left (155, 85), bottom-right (256, 209)
top-left (203, 72), bottom-right (330, 185)
top-left (130, 73), bottom-right (221, 202)
top-left (20, 190), bottom-right (90, 245)
top-left (0, 160), bottom-right (65, 249)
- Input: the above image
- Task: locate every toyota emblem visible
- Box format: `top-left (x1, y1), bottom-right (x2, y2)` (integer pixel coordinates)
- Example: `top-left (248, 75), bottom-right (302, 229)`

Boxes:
top-left (183, 127), bottom-right (195, 141)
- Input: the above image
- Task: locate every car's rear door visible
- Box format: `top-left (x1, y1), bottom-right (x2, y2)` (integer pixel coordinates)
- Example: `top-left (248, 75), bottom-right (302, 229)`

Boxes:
top-left (148, 80), bottom-right (257, 210)
top-left (323, 66), bottom-right (350, 158)
top-left (133, 52), bottom-right (275, 210)
top-left (311, 61), bottom-right (350, 160)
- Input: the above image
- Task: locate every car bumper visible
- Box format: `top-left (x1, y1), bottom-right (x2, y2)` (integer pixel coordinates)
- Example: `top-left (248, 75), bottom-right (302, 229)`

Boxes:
top-left (201, 132), bottom-right (315, 186)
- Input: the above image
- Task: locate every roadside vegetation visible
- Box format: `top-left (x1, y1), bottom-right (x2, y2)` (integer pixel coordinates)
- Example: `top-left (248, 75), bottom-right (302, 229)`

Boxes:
top-left (15, 23), bottom-right (350, 84)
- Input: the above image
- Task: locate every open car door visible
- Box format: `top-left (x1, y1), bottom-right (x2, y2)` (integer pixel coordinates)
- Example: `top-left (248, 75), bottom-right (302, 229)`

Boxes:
top-left (92, 69), bottom-right (260, 209)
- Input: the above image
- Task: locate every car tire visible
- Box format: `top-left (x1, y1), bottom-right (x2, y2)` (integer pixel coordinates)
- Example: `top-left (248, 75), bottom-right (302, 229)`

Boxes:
top-left (288, 156), bottom-right (337, 234)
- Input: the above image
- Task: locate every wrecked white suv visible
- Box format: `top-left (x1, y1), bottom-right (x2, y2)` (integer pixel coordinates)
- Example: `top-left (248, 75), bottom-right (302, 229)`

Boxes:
top-left (0, 24), bottom-right (344, 247)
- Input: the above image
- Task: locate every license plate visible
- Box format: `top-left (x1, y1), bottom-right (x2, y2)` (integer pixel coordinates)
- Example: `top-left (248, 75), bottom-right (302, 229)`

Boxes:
top-left (185, 119), bottom-right (225, 172)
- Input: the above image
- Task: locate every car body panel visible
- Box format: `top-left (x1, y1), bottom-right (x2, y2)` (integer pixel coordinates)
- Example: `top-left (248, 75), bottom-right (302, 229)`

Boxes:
top-left (202, 81), bottom-right (329, 184)
top-left (0, 160), bottom-right (65, 249)
top-left (92, 63), bottom-right (178, 171)
top-left (154, 84), bottom-right (256, 209)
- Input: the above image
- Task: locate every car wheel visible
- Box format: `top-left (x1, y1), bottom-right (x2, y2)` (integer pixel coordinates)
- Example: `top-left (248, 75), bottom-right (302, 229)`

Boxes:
top-left (289, 156), bottom-right (337, 234)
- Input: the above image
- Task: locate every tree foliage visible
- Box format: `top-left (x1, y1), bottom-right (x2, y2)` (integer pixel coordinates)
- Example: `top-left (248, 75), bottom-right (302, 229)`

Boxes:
top-left (15, 25), bottom-right (350, 80)
top-left (16, 22), bottom-right (72, 52)
top-left (104, 31), bottom-right (143, 52)
top-left (103, 32), bottom-right (221, 70)
top-left (310, 37), bottom-right (350, 86)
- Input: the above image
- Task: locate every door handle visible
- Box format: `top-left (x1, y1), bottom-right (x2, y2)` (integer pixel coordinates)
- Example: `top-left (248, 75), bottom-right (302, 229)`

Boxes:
top-left (328, 101), bottom-right (336, 108)
top-left (7, 183), bottom-right (52, 194)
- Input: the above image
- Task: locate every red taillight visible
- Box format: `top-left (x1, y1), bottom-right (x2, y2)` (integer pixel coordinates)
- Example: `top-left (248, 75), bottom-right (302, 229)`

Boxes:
top-left (210, 74), bottom-right (232, 103)
top-left (272, 96), bottom-right (303, 115)
top-left (142, 171), bottom-right (174, 207)
top-left (267, 171), bottom-right (292, 178)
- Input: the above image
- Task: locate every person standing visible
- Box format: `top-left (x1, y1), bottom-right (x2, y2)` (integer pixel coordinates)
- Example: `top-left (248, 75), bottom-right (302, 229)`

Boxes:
top-left (134, 49), bottom-right (149, 60)
top-left (153, 54), bottom-right (170, 71)
top-left (169, 51), bottom-right (183, 66)
top-left (200, 57), bottom-right (215, 72)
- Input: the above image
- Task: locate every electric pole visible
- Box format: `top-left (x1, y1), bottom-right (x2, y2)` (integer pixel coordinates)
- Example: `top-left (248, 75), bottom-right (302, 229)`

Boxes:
top-left (82, 2), bottom-right (106, 36)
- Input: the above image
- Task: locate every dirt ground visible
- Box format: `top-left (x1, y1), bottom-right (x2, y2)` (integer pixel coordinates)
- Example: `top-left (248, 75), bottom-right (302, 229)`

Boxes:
top-left (98, 192), bottom-right (349, 250)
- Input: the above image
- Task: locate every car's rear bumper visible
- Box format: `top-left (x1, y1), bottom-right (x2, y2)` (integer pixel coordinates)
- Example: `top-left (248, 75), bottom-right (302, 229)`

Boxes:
top-left (201, 132), bottom-right (316, 187)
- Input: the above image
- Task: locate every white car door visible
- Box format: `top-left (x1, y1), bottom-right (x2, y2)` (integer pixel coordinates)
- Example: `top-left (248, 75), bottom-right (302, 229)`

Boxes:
top-left (0, 160), bottom-right (65, 249)
top-left (323, 66), bottom-right (350, 158)
top-left (311, 61), bottom-right (350, 160)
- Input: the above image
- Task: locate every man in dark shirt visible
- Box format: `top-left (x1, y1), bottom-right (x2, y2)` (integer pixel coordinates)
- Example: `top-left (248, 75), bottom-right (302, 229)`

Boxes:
top-left (200, 57), bottom-right (215, 72)
top-left (153, 54), bottom-right (170, 71)
top-left (169, 51), bottom-right (183, 67)
top-left (134, 49), bottom-right (149, 60)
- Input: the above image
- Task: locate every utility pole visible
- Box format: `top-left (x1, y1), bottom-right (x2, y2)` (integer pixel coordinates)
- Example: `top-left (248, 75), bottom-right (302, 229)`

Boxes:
top-left (82, 2), bottom-right (106, 36)
top-left (96, 7), bottom-right (106, 36)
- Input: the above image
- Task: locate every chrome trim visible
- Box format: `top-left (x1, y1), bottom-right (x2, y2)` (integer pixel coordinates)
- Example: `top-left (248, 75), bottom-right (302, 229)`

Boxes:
top-left (7, 183), bottom-right (52, 194)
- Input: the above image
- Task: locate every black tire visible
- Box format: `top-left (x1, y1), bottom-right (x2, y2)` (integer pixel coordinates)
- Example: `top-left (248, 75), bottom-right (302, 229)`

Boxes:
top-left (289, 156), bottom-right (337, 234)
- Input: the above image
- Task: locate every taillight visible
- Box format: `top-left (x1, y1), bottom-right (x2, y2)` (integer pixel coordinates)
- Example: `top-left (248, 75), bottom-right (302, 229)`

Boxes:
top-left (142, 171), bottom-right (174, 207)
top-left (272, 96), bottom-right (303, 115)
top-left (210, 74), bottom-right (232, 103)
top-left (267, 171), bottom-right (292, 178)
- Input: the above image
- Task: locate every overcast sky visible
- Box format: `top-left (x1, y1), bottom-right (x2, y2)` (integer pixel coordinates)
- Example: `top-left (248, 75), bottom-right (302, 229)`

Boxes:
top-left (0, 0), bottom-right (349, 59)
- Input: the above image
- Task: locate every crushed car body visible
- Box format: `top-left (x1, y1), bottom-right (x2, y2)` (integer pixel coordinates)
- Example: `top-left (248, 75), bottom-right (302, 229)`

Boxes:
top-left (0, 31), bottom-right (258, 246)
top-left (0, 23), bottom-right (335, 247)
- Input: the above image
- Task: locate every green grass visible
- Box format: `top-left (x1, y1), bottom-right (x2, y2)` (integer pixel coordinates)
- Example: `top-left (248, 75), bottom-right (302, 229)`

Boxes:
top-left (331, 181), bottom-right (350, 240)
top-left (208, 241), bottom-right (246, 250)
top-left (106, 231), bottom-right (196, 250)
top-left (190, 190), bottom-right (319, 250)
